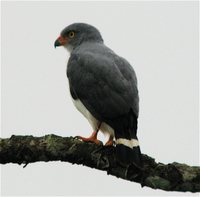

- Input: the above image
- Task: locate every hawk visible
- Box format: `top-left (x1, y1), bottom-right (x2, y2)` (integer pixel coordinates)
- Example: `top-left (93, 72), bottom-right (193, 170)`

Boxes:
top-left (54, 23), bottom-right (142, 167)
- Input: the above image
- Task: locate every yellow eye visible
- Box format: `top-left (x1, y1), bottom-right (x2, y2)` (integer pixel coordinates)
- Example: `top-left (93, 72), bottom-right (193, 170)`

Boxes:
top-left (68, 31), bottom-right (75, 38)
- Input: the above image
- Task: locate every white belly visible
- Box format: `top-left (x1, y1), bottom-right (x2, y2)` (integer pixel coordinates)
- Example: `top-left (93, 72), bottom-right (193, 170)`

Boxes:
top-left (72, 98), bottom-right (115, 138)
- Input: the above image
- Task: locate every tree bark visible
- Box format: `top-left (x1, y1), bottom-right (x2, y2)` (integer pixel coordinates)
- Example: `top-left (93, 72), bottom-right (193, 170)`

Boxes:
top-left (0, 134), bottom-right (199, 193)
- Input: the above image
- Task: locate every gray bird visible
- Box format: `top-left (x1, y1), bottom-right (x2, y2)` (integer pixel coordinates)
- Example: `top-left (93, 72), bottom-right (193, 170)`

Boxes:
top-left (54, 23), bottom-right (142, 166)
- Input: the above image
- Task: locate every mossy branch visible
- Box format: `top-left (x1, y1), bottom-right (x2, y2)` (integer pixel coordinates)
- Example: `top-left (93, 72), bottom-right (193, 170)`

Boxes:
top-left (0, 134), bottom-right (199, 193)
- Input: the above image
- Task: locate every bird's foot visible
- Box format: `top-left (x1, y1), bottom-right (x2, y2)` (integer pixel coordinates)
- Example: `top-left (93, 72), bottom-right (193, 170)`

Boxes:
top-left (78, 136), bottom-right (102, 145)
top-left (105, 137), bottom-right (115, 146)
top-left (77, 131), bottom-right (102, 145)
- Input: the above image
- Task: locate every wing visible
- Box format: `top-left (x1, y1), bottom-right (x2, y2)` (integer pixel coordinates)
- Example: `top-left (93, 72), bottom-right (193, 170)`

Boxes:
top-left (67, 50), bottom-right (139, 122)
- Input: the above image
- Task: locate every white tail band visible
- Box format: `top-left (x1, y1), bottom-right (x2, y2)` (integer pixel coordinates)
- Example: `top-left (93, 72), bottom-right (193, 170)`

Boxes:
top-left (116, 138), bottom-right (139, 149)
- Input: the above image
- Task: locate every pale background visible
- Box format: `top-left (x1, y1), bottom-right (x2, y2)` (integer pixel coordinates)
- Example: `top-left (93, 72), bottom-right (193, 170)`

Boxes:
top-left (1, 1), bottom-right (199, 196)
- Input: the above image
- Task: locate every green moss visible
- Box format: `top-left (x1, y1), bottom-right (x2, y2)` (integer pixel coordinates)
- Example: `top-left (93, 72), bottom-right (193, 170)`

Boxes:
top-left (145, 176), bottom-right (171, 190)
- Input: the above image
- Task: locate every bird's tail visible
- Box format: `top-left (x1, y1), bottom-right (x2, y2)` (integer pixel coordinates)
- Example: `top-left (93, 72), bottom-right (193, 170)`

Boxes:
top-left (115, 137), bottom-right (142, 167)
top-left (113, 110), bottom-right (143, 167)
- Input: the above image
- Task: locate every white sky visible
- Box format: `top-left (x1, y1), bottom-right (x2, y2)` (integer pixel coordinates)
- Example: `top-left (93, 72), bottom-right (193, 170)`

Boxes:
top-left (1, 1), bottom-right (199, 196)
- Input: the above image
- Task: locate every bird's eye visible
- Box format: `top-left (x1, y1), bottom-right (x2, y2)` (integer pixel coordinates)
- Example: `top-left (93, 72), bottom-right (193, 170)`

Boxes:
top-left (68, 31), bottom-right (75, 38)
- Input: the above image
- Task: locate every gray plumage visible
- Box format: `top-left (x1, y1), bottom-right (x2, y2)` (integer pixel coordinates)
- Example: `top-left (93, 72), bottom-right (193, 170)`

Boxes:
top-left (67, 42), bottom-right (139, 122)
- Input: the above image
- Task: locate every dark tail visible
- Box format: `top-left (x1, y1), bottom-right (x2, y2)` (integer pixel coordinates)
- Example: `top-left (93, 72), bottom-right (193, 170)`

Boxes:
top-left (115, 140), bottom-right (143, 167)
top-left (110, 109), bottom-right (143, 167)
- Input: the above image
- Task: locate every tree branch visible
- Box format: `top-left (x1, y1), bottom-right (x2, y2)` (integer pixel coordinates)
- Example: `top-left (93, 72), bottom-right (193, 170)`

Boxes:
top-left (0, 134), bottom-right (199, 193)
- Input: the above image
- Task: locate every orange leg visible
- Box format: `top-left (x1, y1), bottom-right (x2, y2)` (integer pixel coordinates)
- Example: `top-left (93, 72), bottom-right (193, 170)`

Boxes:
top-left (77, 123), bottom-right (102, 145)
top-left (78, 131), bottom-right (101, 145)
top-left (105, 136), bottom-right (114, 146)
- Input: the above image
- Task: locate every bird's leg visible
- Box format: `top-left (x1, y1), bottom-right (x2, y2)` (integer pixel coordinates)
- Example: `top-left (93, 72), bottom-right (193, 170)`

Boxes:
top-left (78, 131), bottom-right (100, 144)
top-left (78, 123), bottom-right (102, 145)
top-left (105, 136), bottom-right (114, 146)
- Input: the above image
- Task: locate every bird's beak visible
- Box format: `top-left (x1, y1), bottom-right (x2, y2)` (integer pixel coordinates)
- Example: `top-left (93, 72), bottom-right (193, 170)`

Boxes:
top-left (54, 35), bottom-right (68, 48)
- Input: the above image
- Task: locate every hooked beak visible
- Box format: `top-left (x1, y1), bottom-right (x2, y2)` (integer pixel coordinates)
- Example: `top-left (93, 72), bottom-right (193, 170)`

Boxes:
top-left (54, 36), bottom-right (68, 48)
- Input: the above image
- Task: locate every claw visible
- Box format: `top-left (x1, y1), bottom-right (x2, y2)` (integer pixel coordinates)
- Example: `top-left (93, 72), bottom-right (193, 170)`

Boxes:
top-left (77, 136), bottom-right (102, 145)
top-left (77, 131), bottom-right (102, 145)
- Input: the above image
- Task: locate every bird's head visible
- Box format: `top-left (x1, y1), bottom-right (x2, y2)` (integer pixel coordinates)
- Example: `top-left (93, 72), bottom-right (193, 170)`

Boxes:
top-left (54, 23), bottom-right (103, 52)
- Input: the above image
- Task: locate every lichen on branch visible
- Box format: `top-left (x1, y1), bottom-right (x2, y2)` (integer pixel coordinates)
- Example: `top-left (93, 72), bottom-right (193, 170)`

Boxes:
top-left (0, 134), bottom-right (199, 193)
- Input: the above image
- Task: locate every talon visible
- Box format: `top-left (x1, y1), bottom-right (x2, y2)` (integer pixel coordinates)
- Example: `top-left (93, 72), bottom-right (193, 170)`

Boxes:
top-left (77, 131), bottom-right (102, 145)
top-left (78, 136), bottom-right (102, 145)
